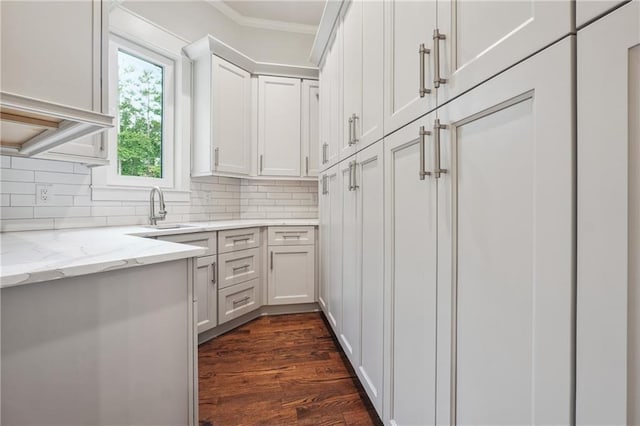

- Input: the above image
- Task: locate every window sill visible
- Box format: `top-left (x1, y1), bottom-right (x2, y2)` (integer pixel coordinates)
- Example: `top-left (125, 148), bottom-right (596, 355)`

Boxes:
top-left (91, 185), bottom-right (191, 203)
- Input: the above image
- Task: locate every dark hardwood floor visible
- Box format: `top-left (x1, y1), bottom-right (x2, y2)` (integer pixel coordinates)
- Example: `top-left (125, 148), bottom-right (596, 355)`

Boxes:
top-left (199, 312), bottom-right (382, 425)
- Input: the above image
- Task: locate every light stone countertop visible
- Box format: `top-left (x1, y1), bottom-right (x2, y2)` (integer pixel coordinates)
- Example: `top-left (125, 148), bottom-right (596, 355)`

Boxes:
top-left (0, 219), bottom-right (318, 288)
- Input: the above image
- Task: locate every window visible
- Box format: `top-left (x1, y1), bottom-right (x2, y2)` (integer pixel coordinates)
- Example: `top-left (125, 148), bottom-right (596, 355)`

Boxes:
top-left (117, 50), bottom-right (164, 178)
top-left (105, 34), bottom-right (175, 188)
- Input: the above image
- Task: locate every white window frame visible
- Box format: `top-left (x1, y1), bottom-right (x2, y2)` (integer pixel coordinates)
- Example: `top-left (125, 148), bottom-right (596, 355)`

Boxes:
top-left (106, 34), bottom-right (175, 188)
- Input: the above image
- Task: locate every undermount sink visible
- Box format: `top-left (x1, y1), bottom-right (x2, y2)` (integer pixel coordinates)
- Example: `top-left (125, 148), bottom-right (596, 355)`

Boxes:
top-left (144, 223), bottom-right (198, 230)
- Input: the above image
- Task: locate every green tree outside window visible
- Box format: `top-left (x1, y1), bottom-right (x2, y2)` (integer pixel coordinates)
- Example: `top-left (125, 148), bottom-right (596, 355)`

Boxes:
top-left (117, 50), bottom-right (164, 178)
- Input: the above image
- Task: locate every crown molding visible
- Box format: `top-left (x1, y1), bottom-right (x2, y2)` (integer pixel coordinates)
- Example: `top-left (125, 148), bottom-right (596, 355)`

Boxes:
top-left (205, 0), bottom-right (318, 35)
top-left (184, 35), bottom-right (319, 79)
top-left (309, 0), bottom-right (345, 66)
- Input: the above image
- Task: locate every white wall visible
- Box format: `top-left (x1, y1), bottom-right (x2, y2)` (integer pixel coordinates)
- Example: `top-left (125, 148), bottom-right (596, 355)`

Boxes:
top-left (122, 1), bottom-right (316, 66)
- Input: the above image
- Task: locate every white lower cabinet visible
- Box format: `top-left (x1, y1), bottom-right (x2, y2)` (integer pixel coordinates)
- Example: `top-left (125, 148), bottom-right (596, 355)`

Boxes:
top-left (194, 255), bottom-right (217, 333)
top-left (319, 164), bottom-right (341, 323)
top-left (218, 278), bottom-right (260, 324)
top-left (267, 245), bottom-right (315, 305)
top-left (354, 142), bottom-right (384, 415)
top-left (577, 2), bottom-right (640, 423)
top-left (383, 111), bottom-right (438, 426)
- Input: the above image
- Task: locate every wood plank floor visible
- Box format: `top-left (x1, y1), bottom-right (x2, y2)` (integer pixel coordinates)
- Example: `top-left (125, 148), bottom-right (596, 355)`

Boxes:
top-left (198, 312), bottom-right (382, 425)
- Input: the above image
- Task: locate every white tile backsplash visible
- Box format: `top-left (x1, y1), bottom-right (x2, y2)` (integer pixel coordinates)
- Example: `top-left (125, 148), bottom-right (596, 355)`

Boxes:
top-left (0, 156), bottom-right (318, 231)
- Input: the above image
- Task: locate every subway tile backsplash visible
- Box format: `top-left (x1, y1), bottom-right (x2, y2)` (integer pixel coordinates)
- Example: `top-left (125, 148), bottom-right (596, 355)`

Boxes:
top-left (0, 156), bottom-right (318, 232)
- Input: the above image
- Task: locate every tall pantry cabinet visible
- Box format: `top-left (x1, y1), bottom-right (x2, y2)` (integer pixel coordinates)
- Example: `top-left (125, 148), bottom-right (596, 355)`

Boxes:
top-left (577, 1), bottom-right (639, 424)
top-left (318, 0), bottom-right (578, 423)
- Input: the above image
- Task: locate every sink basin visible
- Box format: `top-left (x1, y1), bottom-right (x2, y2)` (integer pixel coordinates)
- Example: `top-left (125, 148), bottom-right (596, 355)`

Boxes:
top-left (144, 223), bottom-right (198, 230)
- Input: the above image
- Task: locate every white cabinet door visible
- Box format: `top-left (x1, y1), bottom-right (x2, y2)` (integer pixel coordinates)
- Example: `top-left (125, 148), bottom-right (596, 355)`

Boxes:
top-left (318, 173), bottom-right (331, 313)
top-left (328, 26), bottom-right (343, 168)
top-left (211, 56), bottom-right (251, 175)
top-left (195, 255), bottom-right (217, 333)
top-left (258, 76), bottom-right (301, 177)
top-left (327, 163), bottom-right (343, 331)
top-left (383, 112), bottom-right (438, 426)
top-left (383, 0), bottom-right (437, 135)
top-left (341, 0), bottom-right (362, 161)
top-left (576, 0), bottom-right (626, 28)
top-left (267, 245), bottom-right (315, 304)
top-left (577, 2), bottom-right (640, 424)
top-left (355, 141), bottom-right (384, 416)
top-left (339, 158), bottom-right (359, 364)
top-left (436, 37), bottom-right (573, 425)
top-left (301, 79), bottom-right (320, 177)
top-left (437, 0), bottom-right (572, 106)
top-left (360, 0), bottom-right (384, 150)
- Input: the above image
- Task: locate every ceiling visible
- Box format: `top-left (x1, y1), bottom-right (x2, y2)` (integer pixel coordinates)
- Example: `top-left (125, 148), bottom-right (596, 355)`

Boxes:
top-left (221, 1), bottom-right (325, 27)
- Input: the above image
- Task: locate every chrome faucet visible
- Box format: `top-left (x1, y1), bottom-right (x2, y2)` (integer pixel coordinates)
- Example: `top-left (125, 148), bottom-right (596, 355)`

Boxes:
top-left (149, 186), bottom-right (167, 225)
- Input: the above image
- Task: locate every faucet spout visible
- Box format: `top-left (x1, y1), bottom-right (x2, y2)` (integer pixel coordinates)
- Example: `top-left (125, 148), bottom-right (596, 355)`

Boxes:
top-left (149, 186), bottom-right (167, 225)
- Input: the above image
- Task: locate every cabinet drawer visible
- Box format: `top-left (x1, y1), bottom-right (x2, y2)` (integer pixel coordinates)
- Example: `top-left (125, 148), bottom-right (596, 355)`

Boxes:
top-left (157, 231), bottom-right (217, 256)
top-left (268, 226), bottom-right (316, 246)
top-left (218, 278), bottom-right (260, 324)
top-left (218, 248), bottom-right (261, 289)
top-left (218, 228), bottom-right (260, 253)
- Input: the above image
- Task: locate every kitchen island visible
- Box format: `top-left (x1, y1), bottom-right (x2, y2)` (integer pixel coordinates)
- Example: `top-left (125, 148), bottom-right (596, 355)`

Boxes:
top-left (0, 219), bottom-right (317, 425)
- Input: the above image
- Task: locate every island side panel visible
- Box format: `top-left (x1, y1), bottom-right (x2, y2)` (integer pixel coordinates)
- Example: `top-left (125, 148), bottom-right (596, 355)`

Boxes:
top-left (1, 259), bottom-right (194, 426)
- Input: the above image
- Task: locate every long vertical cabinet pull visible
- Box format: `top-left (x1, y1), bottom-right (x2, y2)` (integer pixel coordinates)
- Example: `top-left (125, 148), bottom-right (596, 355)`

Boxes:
top-left (259, 155), bottom-right (264, 173)
top-left (211, 261), bottom-right (217, 284)
top-left (322, 143), bottom-right (328, 164)
top-left (433, 119), bottom-right (448, 178)
top-left (351, 160), bottom-right (358, 190)
top-left (270, 251), bottom-right (274, 270)
top-left (305, 157), bottom-right (309, 175)
top-left (433, 29), bottom-right (447, 88)
top-left (419, 43), bottom-right (432, 97)
top-left (214, 147), bottom-right (220, 168)
top-left (352, 114), bottom-right (359, 145)
top-left (348, 162), bottom-right (354, 191)
top-left (419, 126), bottom-right (432, 180)
top-left (348, 116), bottom-right (354, 146)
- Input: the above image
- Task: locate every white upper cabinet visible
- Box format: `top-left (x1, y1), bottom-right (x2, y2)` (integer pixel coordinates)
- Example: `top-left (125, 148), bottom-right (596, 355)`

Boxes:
top-left (0, 0), bottom-right (111, 163)
top-left (383, 0), bottom-right (438, 135)
top-left (191, 55), bottom-right (252, 177)
top-left (319, 25), bottom-right (343, 171)
top-left (360, 0), bottom-right (384, 149)
top-left (258, 76), bottom-right (302, 177)
top-left (437, 0), bottom-right (572, 105)
top-left (436, 37), bottom-right (574, 425)
top-left (577, 2), bottom-right (639, 424)
top-left (301, 80), bottom-right (320, 177)
top-left (576, 0), bottom-right (626, 28)
top-left (1, 1), bottom-right (102, 111)
top-left (341, 0), bottom-right (362, 161)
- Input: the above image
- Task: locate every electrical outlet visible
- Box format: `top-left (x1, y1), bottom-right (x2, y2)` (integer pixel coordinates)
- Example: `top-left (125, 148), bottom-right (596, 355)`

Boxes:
top-left (37, 184), bottom-right (53, 205)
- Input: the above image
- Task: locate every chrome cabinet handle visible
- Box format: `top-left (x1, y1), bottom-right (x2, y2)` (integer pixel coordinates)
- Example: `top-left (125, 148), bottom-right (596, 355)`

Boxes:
top-left (214, 147), bottom-right (220, 167)
top-left (419, 126), bottom-right (432, 180)
top-left (259, 155), bottom-right (264, 173)
top-left (348, 116), bottom-right (354, 146)
top-left (433, 118), bottom-right (448, 178)
top-left (348, 162), bottom-right (353, 191)
top-left (270, 251), bottom-right (274, 270)
top-left (305, 156), bottom-right (309, 175)
top-left (352, 114), bottom-right (359, 145)
top-left (322, 143), bottom-right (328, 164)
top-left (232, 296), bottom-right (250, 306)
top-left (233, 237), bottom-right (250, 243)
top-left (433, 29), bottom-right (447, 88)
top-left (351, 160), bottom-right (358, 190)
top-left (232, 264), bottom-right (251, 271)
top-left (322, 175), bottom-right (328, 195)
top-left (419, 43), bottom-right (431, 97)
top-left (211, 261), bottom-right (217, 284)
